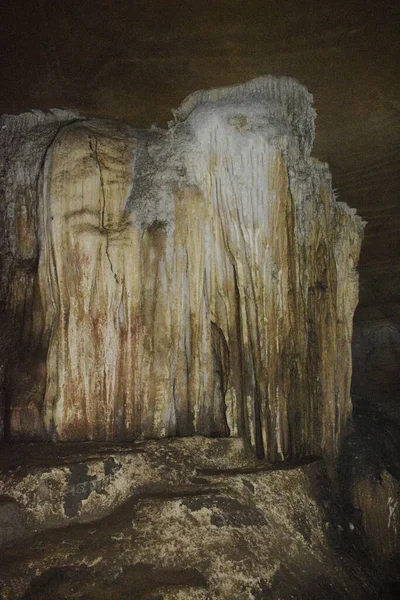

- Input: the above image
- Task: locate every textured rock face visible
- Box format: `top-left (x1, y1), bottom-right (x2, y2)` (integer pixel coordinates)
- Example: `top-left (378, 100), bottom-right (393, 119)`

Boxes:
top-left (0, 440), bottom-right (381, 600)
top-left (351, 469), bottom-right (400, 573)
top-left (0, 77), bottom-right (363, 463)
top-left (0, 438), bottom-right (249, 540)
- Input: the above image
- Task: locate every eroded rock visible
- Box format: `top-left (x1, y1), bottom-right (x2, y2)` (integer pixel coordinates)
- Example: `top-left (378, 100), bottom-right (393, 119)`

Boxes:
top-left (0, 440), bottom-right (381, 600)
top-left (0, 77), bottom-right (364, 468)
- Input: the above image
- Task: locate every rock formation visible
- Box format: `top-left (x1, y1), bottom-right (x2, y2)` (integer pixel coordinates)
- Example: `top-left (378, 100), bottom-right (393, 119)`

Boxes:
top-left (0, 439), bottom-right (381, 600)
top-left (0, 77), bottom-right (364, 465)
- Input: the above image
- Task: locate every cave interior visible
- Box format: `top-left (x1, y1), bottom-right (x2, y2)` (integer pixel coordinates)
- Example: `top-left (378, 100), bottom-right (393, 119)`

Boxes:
top-left (0, 1), bottom-right (399, 599)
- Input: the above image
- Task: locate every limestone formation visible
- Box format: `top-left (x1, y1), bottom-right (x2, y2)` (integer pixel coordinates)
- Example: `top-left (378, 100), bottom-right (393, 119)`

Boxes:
top-left (0, 440), bottom-right (381, 600)
top-left (0, 77), bottom-right (364, 464)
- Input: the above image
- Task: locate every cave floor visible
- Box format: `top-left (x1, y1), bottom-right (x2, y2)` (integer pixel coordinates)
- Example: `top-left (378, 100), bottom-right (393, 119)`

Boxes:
top-left (0, 439), bottom-right (388, 599)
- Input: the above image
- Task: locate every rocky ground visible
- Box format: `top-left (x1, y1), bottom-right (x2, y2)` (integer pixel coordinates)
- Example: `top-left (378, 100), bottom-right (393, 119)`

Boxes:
top-left (0, 438), bottom-right (393, 599)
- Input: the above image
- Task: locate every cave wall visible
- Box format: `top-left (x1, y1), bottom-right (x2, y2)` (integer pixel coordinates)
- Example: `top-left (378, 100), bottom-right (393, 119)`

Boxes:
top-left (0, 78), bottom-right (363, 466)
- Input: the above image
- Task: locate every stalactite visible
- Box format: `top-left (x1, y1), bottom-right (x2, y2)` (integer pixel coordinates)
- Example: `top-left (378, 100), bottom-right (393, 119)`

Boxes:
top-left (0, 76), bottom-right (364, 466)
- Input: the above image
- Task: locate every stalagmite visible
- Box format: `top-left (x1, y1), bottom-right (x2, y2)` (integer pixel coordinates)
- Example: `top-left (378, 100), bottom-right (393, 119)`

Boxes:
top-left (0, 77), bottom-right (364, 464)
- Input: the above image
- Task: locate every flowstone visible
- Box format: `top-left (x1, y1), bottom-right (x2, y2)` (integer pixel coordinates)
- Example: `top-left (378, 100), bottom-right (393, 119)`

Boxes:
top-left (0, 77), bottom-right (364, 466)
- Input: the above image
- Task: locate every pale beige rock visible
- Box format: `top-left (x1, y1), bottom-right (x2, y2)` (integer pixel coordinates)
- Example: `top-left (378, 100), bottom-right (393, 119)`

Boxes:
top-left (0, 77), bottom-right (364, 467)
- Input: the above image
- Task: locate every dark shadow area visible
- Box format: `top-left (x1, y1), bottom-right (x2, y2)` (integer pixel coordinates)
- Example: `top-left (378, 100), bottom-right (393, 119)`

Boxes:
top-left (337, 393), bottom-right (400, 593)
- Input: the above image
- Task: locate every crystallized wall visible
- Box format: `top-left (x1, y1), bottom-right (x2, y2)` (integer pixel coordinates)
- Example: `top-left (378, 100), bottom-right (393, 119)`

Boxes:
top-left (0, 77), bottom-right (364, 463)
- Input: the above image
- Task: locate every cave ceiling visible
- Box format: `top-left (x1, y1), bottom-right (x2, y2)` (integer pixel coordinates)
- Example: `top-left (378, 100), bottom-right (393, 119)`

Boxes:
top-left (1, 0), bottom-right (399, 302)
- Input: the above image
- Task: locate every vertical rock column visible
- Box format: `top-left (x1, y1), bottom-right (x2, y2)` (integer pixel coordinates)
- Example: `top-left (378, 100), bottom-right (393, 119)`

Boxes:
top-left (0, 77), bottom-right (364, 467)
top-left (176, 78), bottom-right (364, 462)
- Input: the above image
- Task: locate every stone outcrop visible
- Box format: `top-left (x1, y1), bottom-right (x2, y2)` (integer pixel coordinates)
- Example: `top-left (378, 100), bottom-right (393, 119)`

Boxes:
top-left (0, 438), bottom-right (249, 541)
top-left (0, 77), bottom-right (364, 465)
top-left (0, 439), bottom-right (381, 600)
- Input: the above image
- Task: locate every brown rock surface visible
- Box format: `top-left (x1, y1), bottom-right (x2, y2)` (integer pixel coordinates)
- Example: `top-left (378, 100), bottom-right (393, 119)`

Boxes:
top-left (0, 440), bottom-right (381, 600)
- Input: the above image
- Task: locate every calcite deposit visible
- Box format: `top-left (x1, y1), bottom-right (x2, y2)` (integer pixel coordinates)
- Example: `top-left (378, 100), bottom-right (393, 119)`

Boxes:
top-left (0, 77), bottom-right (364, 464)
